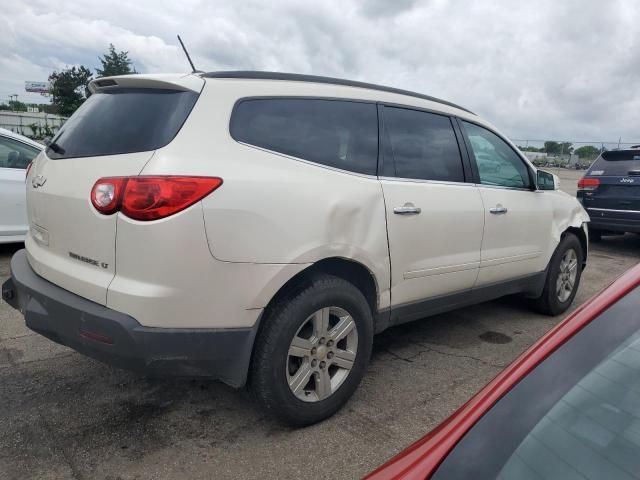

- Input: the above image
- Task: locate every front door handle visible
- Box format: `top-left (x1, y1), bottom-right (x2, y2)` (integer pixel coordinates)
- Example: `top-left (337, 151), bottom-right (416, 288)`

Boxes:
top-left (489, 205), bottom-right (508, 214)
top-left (394, 203), bottom-right (421, 215)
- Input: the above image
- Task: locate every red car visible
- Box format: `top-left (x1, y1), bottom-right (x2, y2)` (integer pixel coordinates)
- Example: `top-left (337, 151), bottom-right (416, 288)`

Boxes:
top-left (367, 263), bottom-right (640, 480)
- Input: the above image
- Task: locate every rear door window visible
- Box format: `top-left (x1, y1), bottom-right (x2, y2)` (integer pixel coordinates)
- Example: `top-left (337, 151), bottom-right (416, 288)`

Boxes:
top-left (589, 151), bottom-right (640, 176)
top-left (230, 98), bottom-right (378, 175)
top-left (47, 88), bottom-right (199, 159)
top-left (383, 106), bottom-right (465, 182)
top-left (0, 136), bottom-right (40, 168)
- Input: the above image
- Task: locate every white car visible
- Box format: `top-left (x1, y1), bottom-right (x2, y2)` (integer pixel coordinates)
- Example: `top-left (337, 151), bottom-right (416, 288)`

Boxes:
top-left (0, 128), bottom-right (42, 243)
top-left (2, 72), bottom-right (589, 426)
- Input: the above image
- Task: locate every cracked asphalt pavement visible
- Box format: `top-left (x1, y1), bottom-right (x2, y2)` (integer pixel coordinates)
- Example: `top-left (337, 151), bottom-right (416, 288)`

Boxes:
top-left (1, 169), bottom-right (639, 479)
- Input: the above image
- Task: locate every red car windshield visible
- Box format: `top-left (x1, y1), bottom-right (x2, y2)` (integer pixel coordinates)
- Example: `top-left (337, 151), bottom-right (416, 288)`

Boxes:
top-left (431, 286), bottom-right (640, 479)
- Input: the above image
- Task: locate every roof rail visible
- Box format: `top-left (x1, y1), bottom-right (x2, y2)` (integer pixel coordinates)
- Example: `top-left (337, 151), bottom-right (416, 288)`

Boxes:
top-left (201, 71), bottom-right (474, 114)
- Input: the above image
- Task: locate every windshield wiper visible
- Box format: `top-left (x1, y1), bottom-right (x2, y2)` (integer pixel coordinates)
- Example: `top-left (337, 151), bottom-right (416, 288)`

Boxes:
top-left (47, 142), bottom-right (66, 155)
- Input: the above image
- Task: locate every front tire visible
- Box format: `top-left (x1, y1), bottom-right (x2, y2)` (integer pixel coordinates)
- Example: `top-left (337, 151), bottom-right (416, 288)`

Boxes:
top-left (250, 274), bottom-right (373, 427)
top-left (531, 233), bottom-right (583, 316)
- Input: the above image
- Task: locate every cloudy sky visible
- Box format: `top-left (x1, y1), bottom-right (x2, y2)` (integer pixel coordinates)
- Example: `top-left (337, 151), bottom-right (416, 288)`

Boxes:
top-left (2, 0), bottom-right (639, 145)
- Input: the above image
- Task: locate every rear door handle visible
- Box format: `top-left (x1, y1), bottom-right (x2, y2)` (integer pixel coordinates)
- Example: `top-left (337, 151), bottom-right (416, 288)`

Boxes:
top-left (489, 206), bottom-right (508, 214)
top-left (394, 203), bottom-right (421, 215)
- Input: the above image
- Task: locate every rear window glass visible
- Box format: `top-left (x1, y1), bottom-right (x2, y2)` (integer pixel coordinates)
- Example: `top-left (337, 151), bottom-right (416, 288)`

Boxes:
top-left (589, 150), bottom-right (640, 176)
top-left (230, 98), bottom-right (378, 175)
top-left (47, 88), bottom-right (199, 159)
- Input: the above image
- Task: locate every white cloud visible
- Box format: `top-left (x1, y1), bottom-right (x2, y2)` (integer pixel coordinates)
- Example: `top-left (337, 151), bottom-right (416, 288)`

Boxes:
top-left (2, 0), bottom-right (639, 143)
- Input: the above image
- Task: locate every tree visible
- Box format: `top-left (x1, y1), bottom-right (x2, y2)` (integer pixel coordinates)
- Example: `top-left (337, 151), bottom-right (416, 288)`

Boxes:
top-left (517, 145), bottom-right (543, 152)
top-left (40, 103), bottom-right (60, 115)
top-left (48, 66), bottom-right (93, 117)
top-left (96, 44), bottom-right (136, 77)
top-left (574, 145), bottom-right (601, 159)
top-left (0, 100), bottom-right (27, 111)
top-left (543, 141), bottom-right (573, 155)
top-left (543, 141), bottom-right (560, 154)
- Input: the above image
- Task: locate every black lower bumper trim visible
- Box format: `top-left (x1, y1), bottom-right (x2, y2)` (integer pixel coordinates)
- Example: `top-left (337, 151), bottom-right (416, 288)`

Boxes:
top-left (590, 220), bottom-right (640, 234)
top-left (2, 250), bottom-right (257, 387)
top-left (587, 209), bottom-right (640, 234)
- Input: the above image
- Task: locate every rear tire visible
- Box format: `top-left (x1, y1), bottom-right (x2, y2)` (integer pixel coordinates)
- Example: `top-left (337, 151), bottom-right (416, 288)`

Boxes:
top-left (531, 233), bottom-right (583, 316)
top-left (250, 274), bottom-right (373, 427)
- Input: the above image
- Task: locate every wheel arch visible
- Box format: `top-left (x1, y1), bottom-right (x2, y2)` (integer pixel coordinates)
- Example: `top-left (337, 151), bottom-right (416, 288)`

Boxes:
top-left (563, 225), bottom-right (588, 266)
top-left (243, 257), bottom-right (380, 388)
top-left (263, 257), bottom-right (380, 319)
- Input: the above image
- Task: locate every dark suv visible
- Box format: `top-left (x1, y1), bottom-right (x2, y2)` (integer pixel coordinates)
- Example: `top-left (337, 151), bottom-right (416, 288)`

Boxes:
top-left (577, 147), bottom-right (640, 240)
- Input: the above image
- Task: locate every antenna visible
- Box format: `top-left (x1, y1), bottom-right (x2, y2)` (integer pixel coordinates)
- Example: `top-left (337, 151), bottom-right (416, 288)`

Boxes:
top-left (177, 35), bottom-right (198, 73)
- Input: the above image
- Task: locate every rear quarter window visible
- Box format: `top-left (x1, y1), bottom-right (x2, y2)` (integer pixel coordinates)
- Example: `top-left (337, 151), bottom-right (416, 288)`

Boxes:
top-left (230, 98), bottom-right (379, 175)
top-left (589, 151), bottom-right (640, 176)
top-left (47, 88), bottom-right (199, 159)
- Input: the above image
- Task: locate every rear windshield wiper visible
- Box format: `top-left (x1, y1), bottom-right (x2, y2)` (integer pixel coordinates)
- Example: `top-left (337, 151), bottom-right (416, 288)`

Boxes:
top-left (47, 142), bottom-right (66, 155)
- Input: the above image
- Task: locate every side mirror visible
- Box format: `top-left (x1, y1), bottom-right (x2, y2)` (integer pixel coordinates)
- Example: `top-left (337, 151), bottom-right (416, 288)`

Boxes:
top-left (43, 137), bottom-right (52, 147)
top-left (536, 170), bottom-right (558, 191)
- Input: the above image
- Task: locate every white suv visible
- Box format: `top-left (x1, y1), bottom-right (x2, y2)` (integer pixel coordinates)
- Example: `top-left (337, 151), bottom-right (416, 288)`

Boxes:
top-left (2, 72), bottom-right (589, 426)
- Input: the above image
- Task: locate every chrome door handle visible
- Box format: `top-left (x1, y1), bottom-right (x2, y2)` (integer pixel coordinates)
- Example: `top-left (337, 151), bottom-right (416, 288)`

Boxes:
top-left (394, 203), bottom-right (421, 215)
top-left (489, 206), bottom-right (508, 214)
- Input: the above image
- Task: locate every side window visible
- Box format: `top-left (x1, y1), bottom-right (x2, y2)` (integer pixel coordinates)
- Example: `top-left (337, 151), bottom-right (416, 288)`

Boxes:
top-left (0, 136), bottom-right (40, 169)
top-left (383, 107), bottom-right (465, 182)
top-left (462, 121), bottom-right (532, 189)
top-left (230, 99), bottom-right (378, 175)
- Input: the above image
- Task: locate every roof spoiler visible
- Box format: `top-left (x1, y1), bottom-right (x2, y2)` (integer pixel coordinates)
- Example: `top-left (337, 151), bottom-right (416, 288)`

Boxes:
top-left (88, 74), bottom-right (204, 94)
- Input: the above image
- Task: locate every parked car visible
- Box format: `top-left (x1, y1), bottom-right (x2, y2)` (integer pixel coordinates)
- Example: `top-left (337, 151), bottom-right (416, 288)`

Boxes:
top-left (2, 71), bottom-right (589, 426)
top-left (577, 147), bottom-right (640, 241)
top-left (0, 128), bottom-right (42, 243)
top-left (366, 262), bottom-right (640, 480)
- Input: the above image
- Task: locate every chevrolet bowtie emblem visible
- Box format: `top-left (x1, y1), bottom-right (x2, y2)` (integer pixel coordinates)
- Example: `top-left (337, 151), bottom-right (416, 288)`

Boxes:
top-left (31, 175), bottom-right (46, 188)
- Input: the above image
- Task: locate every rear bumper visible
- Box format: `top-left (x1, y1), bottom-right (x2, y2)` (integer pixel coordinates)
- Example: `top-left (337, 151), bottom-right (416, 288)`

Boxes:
top-left (1, 249), bottom-right (257, 387)
top-left (587, 208), bottom-right (640, 233)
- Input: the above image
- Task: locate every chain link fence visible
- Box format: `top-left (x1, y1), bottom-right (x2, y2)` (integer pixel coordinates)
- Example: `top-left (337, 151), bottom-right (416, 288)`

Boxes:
top-left (512, 139), bottom-right (640, 169)
top-left (0, 96), bottom-right (66, 139)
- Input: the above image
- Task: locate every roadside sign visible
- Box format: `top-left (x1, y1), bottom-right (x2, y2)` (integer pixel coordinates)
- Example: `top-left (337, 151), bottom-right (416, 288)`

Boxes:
top-left (25, 81), bottom-right (49, 93)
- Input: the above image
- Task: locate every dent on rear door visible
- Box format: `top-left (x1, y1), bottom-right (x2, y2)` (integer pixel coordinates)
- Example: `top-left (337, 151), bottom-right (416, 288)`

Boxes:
top-left (199, 155), bottom-right (391, 306)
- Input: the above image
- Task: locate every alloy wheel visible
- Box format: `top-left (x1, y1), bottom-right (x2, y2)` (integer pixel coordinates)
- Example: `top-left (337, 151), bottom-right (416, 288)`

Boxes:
top-left (556, 248), bottom-right (578, 303)
top-left (286, 306), bottom-right (358, 402)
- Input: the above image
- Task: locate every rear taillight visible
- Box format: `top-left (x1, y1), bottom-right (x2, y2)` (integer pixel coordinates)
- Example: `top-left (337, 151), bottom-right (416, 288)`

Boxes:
top-left (91, 177), bottom-right (126, 214)
top-left (91, 176), bottom-right (223, 220)
top-left (577, 177), bottom-right (600, 191)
